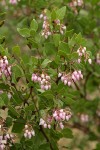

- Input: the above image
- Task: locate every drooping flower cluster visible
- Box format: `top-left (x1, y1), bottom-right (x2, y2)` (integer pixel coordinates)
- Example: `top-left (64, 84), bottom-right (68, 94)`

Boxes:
top-left (0, 134), bottom-right (15, 150)
top-left (96, 52), bottom-right (100, 64)
top-left (69, 0), bottom-right (83, 7)
top-left (0, 56), bottom-right (11, 78)
top-left (9, 0), bottom-right (20, 4)
top-left (53, 109), bottom-right (72, 129)
top-left (77, 46), bottom-right (92, 64)
top-left (32, 73), bottom-right (51, 90)
top-left (0, 118), bottom-right (15, 150)
top-left (53, 19), bottom-right (66, 35)
top-left (69, 0), bottom-right (83, 13)
top-left (39, 108), bottom-right (72, 129)
top-left (40, 10), bottom-right (51, 39)
top-left (80, 114), bottom-right (89, 123)
top-left (40, 10), bottom-right (66, 39)
top-left (24, 125), bottom-right (35, 139)
top-left (39, 118), bottom-right (51, 129)
top-left (59, 70), bottom-right (83, 87)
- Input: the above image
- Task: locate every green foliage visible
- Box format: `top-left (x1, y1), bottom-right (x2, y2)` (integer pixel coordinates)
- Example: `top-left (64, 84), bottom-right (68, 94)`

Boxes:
top-left (0, 1), bottom-right (100, 150)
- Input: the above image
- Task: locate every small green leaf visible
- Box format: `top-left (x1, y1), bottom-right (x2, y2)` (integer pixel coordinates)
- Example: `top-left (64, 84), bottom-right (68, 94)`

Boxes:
top-left (62, 128), bottom-right (73, 138)
top-left (41, 59), bottom-right (52, 68)
top-left (51, 10), bottom-right (57, 20)
top-left (17, 28), bottom-right (30, 37)
top-left (56, 6), bottom-right (66, 20)
top-left (12, 45), bottom-right (21, 56)
top-left (0, 93), bottom-right (9, 105)
top-left (53, 34), bottom-right (60, 47)
top-left (59, 42), bottom-right (70, 53)
top-left (12, 118), bottom-right (25, 133)
top-left (30, 19), bottom-right (38, 32)
top-left (8, 105), bottom-right (20, 117)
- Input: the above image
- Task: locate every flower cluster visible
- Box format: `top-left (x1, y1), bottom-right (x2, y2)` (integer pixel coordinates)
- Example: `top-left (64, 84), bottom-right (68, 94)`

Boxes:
top-left (80, 114), bottom-right (89, 123)
top-left (0, 118), bottom-right (15, 150)
top-left (59, 70), bottom-right (83, 87)
top-left (24, 125), bottom-right (35, 139)
top-left (0, 56), bottom-right (11, 78)
top-left (53, 109), bottom-right (72, 129)
top-left (69, 0), bottom-right (83, 13)
top-left (40, 10), bottom-right (66, 38)
top-left (77, 46), bottom-right (92, 64)
top-left (9, 0), bottom-right (20, 4)
top-left (32, 73), bottom-right (51, 90)
top-left (40, 10), bottom-right (51, 39)
top-left (53, 19), bottom-right (66, 35)
top-left (70, 0), bottom-right (83, 7)
top-left (0, 134), bottom-right (15, 150)
top-left (39, 118), bottom-right (51, 129)
top-left (96, 53), bottom-right (100, 64)
top-left (39, 108), bottom-right (72, 129)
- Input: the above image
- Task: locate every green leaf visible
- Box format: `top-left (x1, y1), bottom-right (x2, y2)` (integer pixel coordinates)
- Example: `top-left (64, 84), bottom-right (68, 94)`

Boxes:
top-left (8, 105), bottom-right (20, 117)
top-left (56, 6), bottom-right (66, 20)
top-left (61, 128), bottom-right (73, 138)
top-left (51, 10), bottom-right (57, 20)
top-left (0, 93), bottom-right (9, 105)
top-left (65, 29), bottom-right (74, 37)
top-left (25, 104), bottom-right (35, 112)
top-left (53, 34), bottom-right (60, 47)
top-left (41, 59), bottom-right (52, 68)
top-left (39, 143), bottom-right (51, 150)
top-left (17, 28), bottom-right (30, 37)
top-left (12, 45), bottom-right (21, 56)
top-left (6, 117), bottom-right (12, 127)
top-left (12, 118), bottom-right (25, 133)
top-left (59, 42), bottom-right (70, 53)
top-left (68, 33), bottom-right (77, 48)
top-left (12, 65), bottom-right (23, 78)
top-left (30, 19), bottom-right (38, 32)
top-left (0, 83), bottom-right (9, 90)
top-left (94, 143), bottom-right (100, 150)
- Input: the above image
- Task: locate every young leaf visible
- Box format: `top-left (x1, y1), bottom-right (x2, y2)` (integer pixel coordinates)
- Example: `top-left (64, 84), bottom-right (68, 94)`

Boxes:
top-left (53, 34), bottom-right (60, 47)
top-left (17, 28), bottom-right (30, 37)
top-left (56, 6), bottom-right (66, 20)
top-left (30, 19), bottom-right (38, 32)
top-left (41, 59), bottom-right (52, 68)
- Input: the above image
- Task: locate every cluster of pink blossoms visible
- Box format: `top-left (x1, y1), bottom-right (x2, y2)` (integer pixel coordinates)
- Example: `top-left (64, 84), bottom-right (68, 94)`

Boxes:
top-left (40, 10), bottom-right (66, 39)
top-left (39, 118), bottom-right (51, 129)
top-left (0, 134), bottom-right (15, 150)
top-left (69, 0), bottom-right (83, 7)
top-left (0, 56), bottom-right (11, 78)
top-left (69, 0), bottom-right (83, 13)
top-left (53, 19), bottom-right (66, 35)
top-left (9, 0), bottom-right (20, 4)
top-left (40, 11), bottom-right (52, 39)
top-left (0, 118), bottom-right (15, 150)
top-left (80, 114), bottom-right (89, 123)
top-left (24, 125), bottom-right (35, 139)
top-left (39, 108), bottom-right (72, 129)
top-left (58, 70), bottom-right (83, 87)
top-left (32, 73), bottom-right (51, 90)
top-left (77, 46), bottom-right (92, 64)
top-left (53, 109), bottom-right (72, 129)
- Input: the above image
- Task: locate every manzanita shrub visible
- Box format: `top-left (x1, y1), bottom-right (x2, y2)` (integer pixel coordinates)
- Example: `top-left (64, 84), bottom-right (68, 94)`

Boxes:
top-left (0, 0), bottom-right (100, 150)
